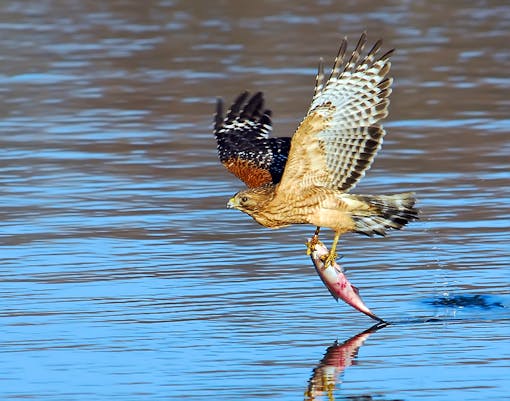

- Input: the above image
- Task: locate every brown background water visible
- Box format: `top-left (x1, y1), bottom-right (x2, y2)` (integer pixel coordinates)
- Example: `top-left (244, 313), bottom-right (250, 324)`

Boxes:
top-left (1, 1), bottom-right (509, 400)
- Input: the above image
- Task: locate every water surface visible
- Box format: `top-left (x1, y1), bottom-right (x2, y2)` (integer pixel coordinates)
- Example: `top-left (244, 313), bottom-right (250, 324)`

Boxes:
top-left (1, 1), bottom-right (509, 400)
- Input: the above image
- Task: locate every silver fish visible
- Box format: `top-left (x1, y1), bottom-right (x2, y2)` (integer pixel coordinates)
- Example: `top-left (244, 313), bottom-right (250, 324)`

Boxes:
top-left (308, 239), bottom-right (384, 322)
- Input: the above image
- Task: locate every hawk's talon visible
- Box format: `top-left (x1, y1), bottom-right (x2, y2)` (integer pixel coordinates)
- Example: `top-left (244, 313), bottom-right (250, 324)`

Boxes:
top-left (306, 227), bottom-right (322, 256)
top-left (320, 252), bottom-right (338, 269)
top-left (306, 236), bottom-right (319, 255)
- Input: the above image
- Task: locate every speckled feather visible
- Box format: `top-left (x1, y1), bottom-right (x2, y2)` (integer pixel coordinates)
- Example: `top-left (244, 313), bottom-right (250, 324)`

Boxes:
top-left (214, 92), bottom-right (291, 188)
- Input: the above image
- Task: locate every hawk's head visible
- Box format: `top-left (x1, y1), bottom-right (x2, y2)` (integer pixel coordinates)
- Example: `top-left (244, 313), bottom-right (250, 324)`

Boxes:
top-left (227, 185), bottom-right (275, 215)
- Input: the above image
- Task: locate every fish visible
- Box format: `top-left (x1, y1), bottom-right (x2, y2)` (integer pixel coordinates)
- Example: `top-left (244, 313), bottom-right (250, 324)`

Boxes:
top-left (308, 239), bottom-right (384, 322)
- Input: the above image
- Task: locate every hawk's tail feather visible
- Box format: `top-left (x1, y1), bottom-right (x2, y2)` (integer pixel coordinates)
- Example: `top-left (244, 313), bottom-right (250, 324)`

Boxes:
top-left (350, 192), bottom-right (418, 237)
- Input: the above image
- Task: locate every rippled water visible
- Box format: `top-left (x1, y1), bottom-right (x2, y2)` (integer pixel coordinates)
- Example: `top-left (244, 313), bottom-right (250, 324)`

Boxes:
top-left (1, 1), bottom-right (509, 400)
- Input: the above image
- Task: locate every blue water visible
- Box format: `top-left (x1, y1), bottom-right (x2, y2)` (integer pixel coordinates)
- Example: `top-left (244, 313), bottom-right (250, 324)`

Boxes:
top-left (1, 1), bottom-right (510, 400)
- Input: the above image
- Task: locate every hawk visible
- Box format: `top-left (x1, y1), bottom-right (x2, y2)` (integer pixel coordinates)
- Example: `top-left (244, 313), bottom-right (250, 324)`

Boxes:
top-left (214, 33), bottom-right (418, 267)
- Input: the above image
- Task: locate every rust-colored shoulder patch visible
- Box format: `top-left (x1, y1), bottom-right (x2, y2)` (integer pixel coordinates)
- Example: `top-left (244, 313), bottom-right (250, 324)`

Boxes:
top-left (214, 92), bottom-right (291, 187)
top-left (223, 158), bottom-right (273, 188)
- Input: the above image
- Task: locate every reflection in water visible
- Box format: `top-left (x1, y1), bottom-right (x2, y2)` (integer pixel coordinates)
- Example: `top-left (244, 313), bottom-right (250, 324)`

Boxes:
top-left (304, 322), bottom-right (389, 401)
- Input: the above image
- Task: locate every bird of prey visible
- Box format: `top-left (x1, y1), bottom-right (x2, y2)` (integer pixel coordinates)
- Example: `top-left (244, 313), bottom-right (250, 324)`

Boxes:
top-left (214, 32), bottom-right (417, 267)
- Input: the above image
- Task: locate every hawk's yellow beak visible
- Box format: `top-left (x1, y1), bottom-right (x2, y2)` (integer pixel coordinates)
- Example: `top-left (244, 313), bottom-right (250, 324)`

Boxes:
top-left (227, 197), bottom-right (236, 209)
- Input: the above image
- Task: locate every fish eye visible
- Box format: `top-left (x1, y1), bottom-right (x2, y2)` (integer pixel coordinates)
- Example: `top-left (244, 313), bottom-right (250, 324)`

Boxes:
top-left (241, 196), bottom-right (248, 203)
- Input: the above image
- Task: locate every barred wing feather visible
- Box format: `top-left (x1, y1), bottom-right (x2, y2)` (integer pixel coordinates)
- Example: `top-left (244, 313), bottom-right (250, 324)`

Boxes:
top-left (214, 92), bottom-right (291, 188)
top-left (278, 33), bottom-right (394, 194)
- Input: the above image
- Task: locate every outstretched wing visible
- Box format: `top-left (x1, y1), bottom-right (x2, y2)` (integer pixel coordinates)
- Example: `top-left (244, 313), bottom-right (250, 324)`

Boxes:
top-left (278, 33), bottom-right (393, 194)
top-left (214, 91), bottom-right (291, 188)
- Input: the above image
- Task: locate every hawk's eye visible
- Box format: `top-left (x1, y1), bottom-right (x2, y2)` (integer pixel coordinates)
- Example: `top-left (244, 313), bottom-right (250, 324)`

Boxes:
top-left (241, 196), bottom-right (249, 203)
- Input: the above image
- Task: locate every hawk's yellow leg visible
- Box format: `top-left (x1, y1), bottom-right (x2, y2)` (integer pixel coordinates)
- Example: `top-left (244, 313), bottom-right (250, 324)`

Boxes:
top-left (306, 226), bottom-right (321, 255)
top-left (322, 232), bottom-right (340, 267)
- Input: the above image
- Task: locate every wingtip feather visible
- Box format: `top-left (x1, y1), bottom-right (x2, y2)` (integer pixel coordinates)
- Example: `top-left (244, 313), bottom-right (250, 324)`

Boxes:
top-left (214, 97), bottom-right (224, 132)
